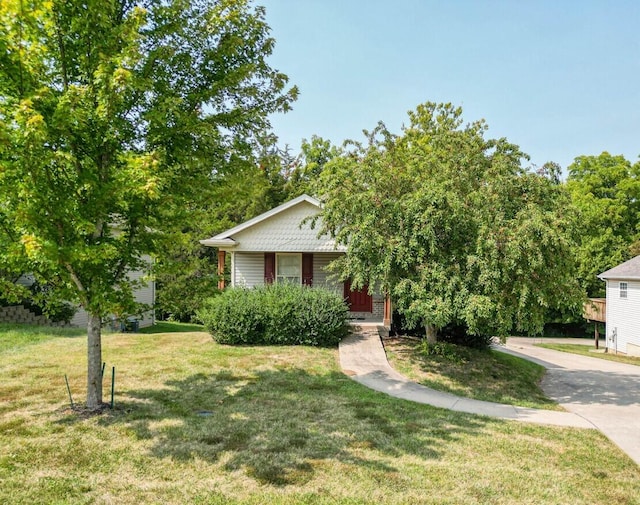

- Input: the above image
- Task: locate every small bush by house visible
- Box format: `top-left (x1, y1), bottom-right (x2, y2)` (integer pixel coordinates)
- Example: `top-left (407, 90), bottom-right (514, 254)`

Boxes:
top-left (198, 284), bottom-right (349, 346)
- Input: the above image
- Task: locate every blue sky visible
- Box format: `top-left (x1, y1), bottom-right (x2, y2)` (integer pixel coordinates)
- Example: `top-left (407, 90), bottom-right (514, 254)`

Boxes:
top-left (260, 0), bottom-right (640, 173)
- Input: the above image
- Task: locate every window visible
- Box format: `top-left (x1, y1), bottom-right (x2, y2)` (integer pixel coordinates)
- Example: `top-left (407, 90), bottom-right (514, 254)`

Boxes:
top-left (620, 282), bottom-right (628, 299)
top-left (276, 254), bottom-right (302, 284)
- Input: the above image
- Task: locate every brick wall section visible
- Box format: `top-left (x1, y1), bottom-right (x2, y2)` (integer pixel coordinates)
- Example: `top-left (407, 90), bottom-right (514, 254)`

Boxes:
top-left (0, 305), bottom-right (71, 327)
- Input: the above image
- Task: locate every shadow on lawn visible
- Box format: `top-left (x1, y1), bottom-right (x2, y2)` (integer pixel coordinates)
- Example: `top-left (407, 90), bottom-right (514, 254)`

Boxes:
top-left (96, 367), bottom-right (491, 486)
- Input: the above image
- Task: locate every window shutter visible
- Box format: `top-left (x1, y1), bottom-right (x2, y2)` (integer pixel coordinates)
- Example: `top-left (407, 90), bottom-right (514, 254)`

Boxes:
top-left (264, 252), bottom-right (275, 284)
top-left (302, 253), bottom-right (313, 286)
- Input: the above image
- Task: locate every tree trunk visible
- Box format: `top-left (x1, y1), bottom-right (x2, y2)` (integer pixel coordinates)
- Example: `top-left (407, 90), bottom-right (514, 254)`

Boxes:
top-left (86, 312), bottom-right (103, 410)
top-left (425, 324), bottom-right (438, 344)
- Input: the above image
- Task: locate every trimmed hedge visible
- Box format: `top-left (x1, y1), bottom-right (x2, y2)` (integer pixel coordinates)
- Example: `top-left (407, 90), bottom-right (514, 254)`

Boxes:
top-left (198, 284), bottom-right (349, 346)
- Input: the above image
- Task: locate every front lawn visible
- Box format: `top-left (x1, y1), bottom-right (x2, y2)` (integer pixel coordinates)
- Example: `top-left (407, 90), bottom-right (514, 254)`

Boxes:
top-left (138, 321), bottom-right (205, 333)
top-left (0, 325), bottom-right (638, 504)
top-left (384, 336), bottom-right (561, 410)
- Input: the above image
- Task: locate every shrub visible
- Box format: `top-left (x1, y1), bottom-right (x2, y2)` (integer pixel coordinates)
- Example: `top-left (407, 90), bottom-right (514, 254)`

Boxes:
top-left (392, 312), bottom-right (493, 349)
top-left (419, 340), bottom-right (471, 364)
top-left (198, 284), bottom-right (349, 346)
top-left (439, 323), bottom-right (494, 350)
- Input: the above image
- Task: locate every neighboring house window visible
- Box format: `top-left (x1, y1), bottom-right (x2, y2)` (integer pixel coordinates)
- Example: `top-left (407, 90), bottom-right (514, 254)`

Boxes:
top-left (620, 282), bottom-right (628, 299)
top-left (276, 254), bottom-right (302, 284)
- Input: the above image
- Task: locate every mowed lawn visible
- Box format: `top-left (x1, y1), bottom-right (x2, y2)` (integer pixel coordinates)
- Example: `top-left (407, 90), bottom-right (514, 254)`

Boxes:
top-left (1, 325), bottom-right (639, 505)
top-left (384, 337), bottom-right (561, 410)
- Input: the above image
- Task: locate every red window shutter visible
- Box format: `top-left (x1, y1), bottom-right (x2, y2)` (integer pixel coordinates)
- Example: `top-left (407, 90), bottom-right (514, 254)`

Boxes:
top-left (302, 253), bottom-right (313, 286)
top-left (264, 253), bottom-right (275, 284)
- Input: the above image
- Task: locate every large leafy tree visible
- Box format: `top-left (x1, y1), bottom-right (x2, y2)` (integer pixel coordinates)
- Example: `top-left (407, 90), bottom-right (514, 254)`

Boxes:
top-left (316, 103), bottom-right (582, 342)
top-left (155, 131), bottom-right (293, 321)
top-left (0, 0), bottom-right (296, 409)
top-left (283, 135), bottom-right (341, 198)
top-left (566, 152), bottom-right (640, 297)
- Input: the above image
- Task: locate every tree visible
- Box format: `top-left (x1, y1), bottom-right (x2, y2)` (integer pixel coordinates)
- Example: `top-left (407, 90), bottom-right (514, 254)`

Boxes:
top-left (0, 0), bottom-right (296, 409)
top-left (155, 131), bottom-right (293, 321)
top-left (316, 102), bottom-right (582, 342)
top-left (566, 153), bottom-right (640, 297)
top-left (284, 135), bottom-right (341, 197)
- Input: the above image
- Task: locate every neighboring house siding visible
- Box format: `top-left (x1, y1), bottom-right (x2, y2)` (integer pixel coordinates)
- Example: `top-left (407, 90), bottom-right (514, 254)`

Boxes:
top-left (230, 201), bottom-right (338, 252)
top-left (71, 259), bottom-right (155, 328)
top-left (605, 279), bottom-right (640, 356)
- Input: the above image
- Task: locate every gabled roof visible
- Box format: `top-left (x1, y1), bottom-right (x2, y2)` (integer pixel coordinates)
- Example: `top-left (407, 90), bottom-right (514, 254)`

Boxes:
top-left (598, 255), bottom-right (640, 280)
top-left (200, 194), bottom-right (323, 248)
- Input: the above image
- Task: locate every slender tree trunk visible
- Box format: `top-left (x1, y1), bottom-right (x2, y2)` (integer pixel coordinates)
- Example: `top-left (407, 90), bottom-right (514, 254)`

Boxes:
top-left (86, 312), bottom-right (103, 410)
top-left (425, 324), bottom-right (438, 344)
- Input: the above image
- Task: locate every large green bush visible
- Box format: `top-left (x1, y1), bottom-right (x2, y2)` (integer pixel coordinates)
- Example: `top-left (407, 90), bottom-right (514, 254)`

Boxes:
top-left (198, 284), bottom-right (349, 346)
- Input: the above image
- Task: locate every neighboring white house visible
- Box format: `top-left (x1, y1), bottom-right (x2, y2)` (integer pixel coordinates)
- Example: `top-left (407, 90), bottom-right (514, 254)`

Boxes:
top-left (200, 194), bottom-right (391, 326)
top-left (11, 259), bottom-right (155, 329)
top-left (598, 255), bottom-right (640, 356)
top-left (69, 261), bottom-right (155, 329)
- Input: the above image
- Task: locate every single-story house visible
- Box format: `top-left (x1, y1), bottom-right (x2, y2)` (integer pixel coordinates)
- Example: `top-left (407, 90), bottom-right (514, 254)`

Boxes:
top-left (200, 194), bottom-right (391, 326)
top-left (598, 255), bottom-right (640, 356)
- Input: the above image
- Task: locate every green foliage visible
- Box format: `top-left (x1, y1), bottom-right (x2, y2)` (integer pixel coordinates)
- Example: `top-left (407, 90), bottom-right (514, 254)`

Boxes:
top-left (316, 102), bottom-right (583, 339)
top-left (438, 323), bottom-right (495, 349)
top-left (155, 133), bottom-right (296, 322)
top-left (198, 284), bottom-right (349, 346)
top-left (392, 312), bottom-right (494, 349)
top-left (28, 282), bottom-right (77, 322)
top-left (566, 152), bottom-right (640, 296)
top-left (0, 0), bottom-right (296, 408)
top-left (284, 135), bottom-right (341, 197)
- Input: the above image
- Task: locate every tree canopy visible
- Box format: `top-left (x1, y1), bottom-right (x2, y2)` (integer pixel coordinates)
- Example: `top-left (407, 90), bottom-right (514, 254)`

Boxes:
top-left (0, 0), bottom-right (297, 408)
top-left (315, 102), bottom-right (582, 341)
top-left (566, 152), bottom-right (640, 297)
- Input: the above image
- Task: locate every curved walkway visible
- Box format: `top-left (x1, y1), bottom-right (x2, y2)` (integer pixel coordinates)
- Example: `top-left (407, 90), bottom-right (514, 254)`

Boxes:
top-left (339, 327), bottom-right (640, 465)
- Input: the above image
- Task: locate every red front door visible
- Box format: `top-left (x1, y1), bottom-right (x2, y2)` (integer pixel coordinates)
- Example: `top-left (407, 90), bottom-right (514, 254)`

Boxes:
top-left (344, 280), bottom-right (373, 312)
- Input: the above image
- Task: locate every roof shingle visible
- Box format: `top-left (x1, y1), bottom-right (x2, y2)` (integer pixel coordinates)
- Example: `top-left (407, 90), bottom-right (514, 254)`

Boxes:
top-left (598, 255), bottom-right (640, 280)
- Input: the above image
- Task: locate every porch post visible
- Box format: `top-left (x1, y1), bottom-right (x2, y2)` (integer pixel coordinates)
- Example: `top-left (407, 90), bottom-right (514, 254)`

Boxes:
top-left (383, 293), bottom-right (392, 329)
top-left (217, 250), bottom-right (226, 290)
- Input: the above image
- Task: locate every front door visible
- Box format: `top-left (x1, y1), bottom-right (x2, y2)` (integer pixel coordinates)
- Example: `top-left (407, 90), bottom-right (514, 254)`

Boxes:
top-left (344, 280), bottom-right (373, 312)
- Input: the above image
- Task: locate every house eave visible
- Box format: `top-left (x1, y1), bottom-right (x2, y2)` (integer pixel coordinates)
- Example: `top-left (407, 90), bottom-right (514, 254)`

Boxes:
top-left (199, 238), bottom-right (237, 248)
top-left (203, 194), bottom-right (322, 243)
top-left (598, 274), bottom-right (640, 281)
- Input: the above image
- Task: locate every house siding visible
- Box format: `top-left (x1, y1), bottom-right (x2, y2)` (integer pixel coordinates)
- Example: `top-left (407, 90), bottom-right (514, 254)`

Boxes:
top-left (233, 252), bottom-right (264, 287)
top-left (605, 279), bottom-right (640, 356)
top-left (71, 258), bottom-right (155, 329)
top-left (228, 201), bottom-right (341, 253)
top-left (233, 252), bottom-right (343, 290)
top-left (9, 265), bottom-right (154, 329)
top-left (230, 250), bottom-right (384, 322)
top-left (312, 253), bottom-right (342, 292)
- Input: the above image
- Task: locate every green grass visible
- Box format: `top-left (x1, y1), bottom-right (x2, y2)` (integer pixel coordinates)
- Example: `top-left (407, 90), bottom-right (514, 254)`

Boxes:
top-left (0, 325), bottom-right (639, 504)
top-left (0, 323), bottom-right (86, 353)
top-left (537, 343), bottom-right (640, 366)
top-left (138, 321), bottom-right (205, 334)
top-left (384, 337), bottom-right (561, 410)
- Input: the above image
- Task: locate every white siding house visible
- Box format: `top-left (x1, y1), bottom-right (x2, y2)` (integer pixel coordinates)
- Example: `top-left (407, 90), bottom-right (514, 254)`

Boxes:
top-left (200, 194), bottom-right (390, 326)
top-left (70, 263), bottom-right (155, 329)
top-left (8, 259), bottom-right (154, 329)
top-left (599, 256), bottom-right (640, 356)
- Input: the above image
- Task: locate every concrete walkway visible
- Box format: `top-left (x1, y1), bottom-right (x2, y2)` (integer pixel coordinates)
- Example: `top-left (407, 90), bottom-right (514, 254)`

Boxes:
top-left (339, 327), bottom-right (640, 465)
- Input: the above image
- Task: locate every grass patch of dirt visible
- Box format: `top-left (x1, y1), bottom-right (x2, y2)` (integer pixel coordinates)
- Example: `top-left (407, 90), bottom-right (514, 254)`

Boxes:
top-left (384, 336), bottom-right (562, 410)
top-left (537, 343), bottom-right (640, 366)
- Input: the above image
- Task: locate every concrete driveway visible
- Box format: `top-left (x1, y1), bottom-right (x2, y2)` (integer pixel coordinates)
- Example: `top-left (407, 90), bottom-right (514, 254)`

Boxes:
top-left (503, 337), bottom-right (640, 466)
